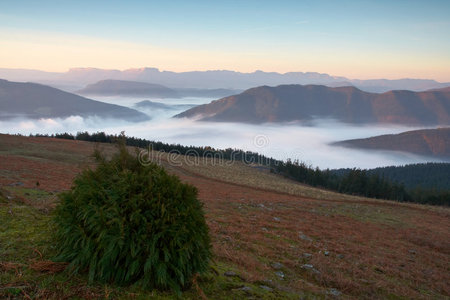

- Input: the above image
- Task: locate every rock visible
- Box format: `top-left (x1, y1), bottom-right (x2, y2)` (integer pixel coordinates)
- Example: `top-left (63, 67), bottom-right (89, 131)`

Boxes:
top-left (224, 271), bottom-right (237, 277)
top-left (260, 285), bottom-right (273, 292)
top-left (275, 271), bottom-right (285, 279)
top-left (301, 264), bottom-right (320, 274)
top-left (271, 262), bottom-right (284, 270)
top-left (302, 253), bottom-right (312, 259)
top-left (409, 249), bottom-right (417, 255)
top-left (9, 182), bottom-right (24, 186)
top-left (258, 203), bottom-right (265, 208)
top-left (273, 217), bottom-right (281, 222)
top-left (239, 286), bottom-right (252, 292)
top-left (327, 288), bottom-right (341, 297)
top-left (337, 254), bottom-right (345, 259)
top-left (324, 251), bottom-right (330, 256)
top-left (298, 231), bottom-right (312, 241)
top-left (261, 227), bottom-right (269, 232)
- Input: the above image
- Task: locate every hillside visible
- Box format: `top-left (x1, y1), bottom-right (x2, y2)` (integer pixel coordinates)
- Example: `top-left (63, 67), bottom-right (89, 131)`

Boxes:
top-left (0, 79), bottom-right (149, 121)
top-left (176, 84), bottom-right (450, 125)
top-left (0, 134), bottom-right (449, 299)
top-left (76, 79), bottom-right (179, 98)
top-left (77, 79), bottom-right (240, 98)
top-left (334, 128), bottom-right (450, 158)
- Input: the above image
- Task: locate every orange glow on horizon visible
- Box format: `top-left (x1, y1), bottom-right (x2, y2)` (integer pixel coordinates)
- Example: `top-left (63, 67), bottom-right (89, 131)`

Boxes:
top-left (1, 30), bottom-right (449, 82)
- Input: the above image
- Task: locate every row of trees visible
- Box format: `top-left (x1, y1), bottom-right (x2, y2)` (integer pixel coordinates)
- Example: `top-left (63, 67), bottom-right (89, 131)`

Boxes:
top-left (275, 160), bottom-right (449, 206)
top-left (32, 132), bottom-right (449, 206)
top-left (274, 160), bottom-right (409, 202)
top-left (34, 131), bottom-right (278, 166)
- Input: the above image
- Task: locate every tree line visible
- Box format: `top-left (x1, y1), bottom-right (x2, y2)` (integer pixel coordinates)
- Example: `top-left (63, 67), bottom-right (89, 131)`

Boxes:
top-left (31, 131), bottom-right (449, 206)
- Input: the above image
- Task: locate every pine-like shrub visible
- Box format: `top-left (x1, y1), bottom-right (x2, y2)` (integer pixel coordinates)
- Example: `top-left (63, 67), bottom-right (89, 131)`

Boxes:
top-left (53, 143), bottom-right (211, 293)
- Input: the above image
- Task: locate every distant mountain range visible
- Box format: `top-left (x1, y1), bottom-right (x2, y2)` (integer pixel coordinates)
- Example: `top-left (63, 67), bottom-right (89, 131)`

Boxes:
top-left (334, 128), bottom-right (450, 159)
top-left (0, 67), bottom-right (448, 93)
top-left (0, 79), bottom-right (149, 121)
top-left (176, 85), bottom-right (450, 126)
top-left (76, 79), bottom-right (240, 98)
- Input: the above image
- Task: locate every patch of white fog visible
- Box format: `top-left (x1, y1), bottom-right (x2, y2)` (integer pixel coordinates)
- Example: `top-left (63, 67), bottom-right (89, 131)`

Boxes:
top-left (0, 96), bottom-right (444, 169)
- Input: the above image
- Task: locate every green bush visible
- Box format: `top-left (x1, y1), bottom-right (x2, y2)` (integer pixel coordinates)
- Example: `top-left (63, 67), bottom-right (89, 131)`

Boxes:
top-left (53, 143), bottom-right (211, 293)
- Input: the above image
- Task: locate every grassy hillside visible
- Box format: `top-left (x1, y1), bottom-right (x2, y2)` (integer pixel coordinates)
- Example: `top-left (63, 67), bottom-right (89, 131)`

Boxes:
top-left (335, 127), bottom-right (450, 158)
top-left (0, 134), bottom-right (449, 299)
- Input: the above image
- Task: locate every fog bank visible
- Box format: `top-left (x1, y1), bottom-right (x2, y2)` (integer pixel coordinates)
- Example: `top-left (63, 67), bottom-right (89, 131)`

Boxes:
top-left (0, 96), bottom-right (445, 169)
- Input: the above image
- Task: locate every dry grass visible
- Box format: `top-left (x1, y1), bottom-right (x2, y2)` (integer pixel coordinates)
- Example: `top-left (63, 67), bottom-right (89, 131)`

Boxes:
top-left (29, 261), bottom-right (68, 274)
top-left (0, 134), bottom-right (449, 298)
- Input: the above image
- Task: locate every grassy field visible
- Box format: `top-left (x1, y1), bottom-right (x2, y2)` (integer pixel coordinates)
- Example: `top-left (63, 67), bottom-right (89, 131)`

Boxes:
top-left (0, 134), bottom-right (449, 299)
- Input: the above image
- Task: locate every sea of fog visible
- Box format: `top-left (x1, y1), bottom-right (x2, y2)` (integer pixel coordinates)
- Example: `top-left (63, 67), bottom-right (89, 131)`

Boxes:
top-left (0, 96), bottom-right (444, 169)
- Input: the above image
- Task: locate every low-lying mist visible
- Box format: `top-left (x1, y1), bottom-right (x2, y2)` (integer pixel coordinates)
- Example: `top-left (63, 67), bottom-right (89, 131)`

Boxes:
top-left (0, 96), bottom-right (444, 169)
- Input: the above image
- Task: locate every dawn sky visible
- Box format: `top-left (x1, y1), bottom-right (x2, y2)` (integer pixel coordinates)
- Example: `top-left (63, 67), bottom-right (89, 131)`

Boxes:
top-left (1, 0), bottom-right (449, 81)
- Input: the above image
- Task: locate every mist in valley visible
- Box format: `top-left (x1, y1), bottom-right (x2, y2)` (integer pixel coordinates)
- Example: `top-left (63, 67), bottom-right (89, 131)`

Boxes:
top-left (0, 95), bottom-right (444, 170)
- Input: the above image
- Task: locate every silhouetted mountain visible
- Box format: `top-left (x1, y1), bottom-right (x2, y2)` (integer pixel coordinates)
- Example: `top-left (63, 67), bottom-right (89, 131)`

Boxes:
top-left (334, 128), bottom-right (450, 159)
top-left (427, 87), bottom-right (450, 92)
top-left (175, 84), bottom-right (450, 125)
top-left (1, 67), bottom-right (449, 92)
top-left (76, 79), bottom-right (240, 99)
top-left (0, 79), bottom-right (149, 121)
top-left (77, 80), bottom-right (179, 98)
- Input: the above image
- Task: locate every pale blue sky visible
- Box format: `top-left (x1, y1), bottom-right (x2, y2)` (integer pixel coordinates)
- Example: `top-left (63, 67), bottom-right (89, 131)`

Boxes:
top-left (1, 0), bottom-right (449, 80)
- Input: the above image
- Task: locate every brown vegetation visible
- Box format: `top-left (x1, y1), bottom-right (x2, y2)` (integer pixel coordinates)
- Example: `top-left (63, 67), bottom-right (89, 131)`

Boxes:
top-left (0, 134), bottom-right (449, 298)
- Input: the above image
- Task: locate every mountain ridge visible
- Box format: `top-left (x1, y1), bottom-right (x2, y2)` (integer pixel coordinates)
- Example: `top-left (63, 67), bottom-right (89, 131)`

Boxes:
top-left (0, 79), bottom-right (149, 121)
top-left (334, 128), bottom-right (450, 159)
top-left (76, 79), bottom-right (241, 98)
top-left (175, 84), bottom-right (450, 125)
top-left (0, 67), bottom-right (449, 92)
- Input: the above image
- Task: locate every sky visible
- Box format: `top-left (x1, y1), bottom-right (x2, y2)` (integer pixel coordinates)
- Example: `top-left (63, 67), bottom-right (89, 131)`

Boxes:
top-left (1, 0), bottom-right (450, 81)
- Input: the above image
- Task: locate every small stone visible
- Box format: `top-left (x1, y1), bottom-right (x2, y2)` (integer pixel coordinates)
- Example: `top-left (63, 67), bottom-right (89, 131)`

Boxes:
top-left (302, 253), bottom-right (312, 259)
top-left (298, 231), bottom-right (312, 241)
top-left (301, 264), bottom-right (320, 274)
top-left (275, 271), bottom-right (285, 279)
top-left (408, 249), bottom-right (417, 255)
top-left (260, 285), bottom-right (273, 292)
top-left (224, 271), bottom-right (237, 277)
top-left (337, 254), bottom-right (344, 259)
top-left (271, 262), bottom-right (284, 270)
top-left (261, 227), bottom-right (268, 232)
top-left (327, 288), bottom-right (341, 297)
top-left (324, 251), bottom-right (330, 256)
top-left (273, 217), bottom-right (281, 222)
top-left (258, 203), bottom-right (265, 208)
top-left (239, 286), bottom-right (252, 292)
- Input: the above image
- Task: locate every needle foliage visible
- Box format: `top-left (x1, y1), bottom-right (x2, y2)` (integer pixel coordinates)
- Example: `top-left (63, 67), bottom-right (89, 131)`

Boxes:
top-left (53, 142), bottom-right (211, 293)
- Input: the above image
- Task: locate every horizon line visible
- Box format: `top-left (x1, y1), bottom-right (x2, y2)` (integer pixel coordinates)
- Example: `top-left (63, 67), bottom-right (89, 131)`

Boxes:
top-left (0, 66), bottom-right (448, 83)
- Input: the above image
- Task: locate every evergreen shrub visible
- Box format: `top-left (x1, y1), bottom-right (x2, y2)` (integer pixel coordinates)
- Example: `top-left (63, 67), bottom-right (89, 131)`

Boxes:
top-left (53, 143), bottom-right (211, 292)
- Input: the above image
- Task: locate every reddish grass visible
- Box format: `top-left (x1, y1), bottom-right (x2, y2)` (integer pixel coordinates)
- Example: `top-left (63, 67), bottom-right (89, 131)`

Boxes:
top-left (0, 134), bottom-right (449, 298)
